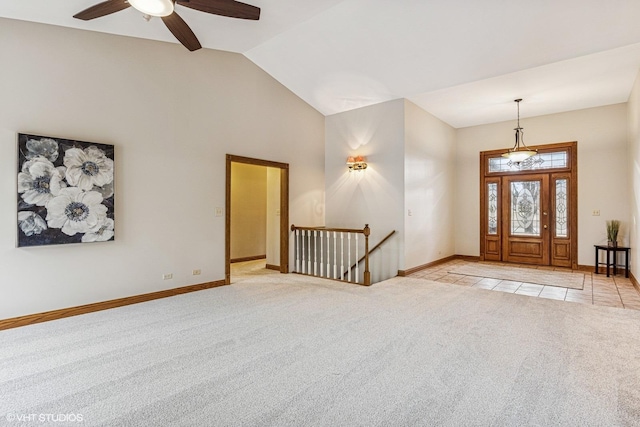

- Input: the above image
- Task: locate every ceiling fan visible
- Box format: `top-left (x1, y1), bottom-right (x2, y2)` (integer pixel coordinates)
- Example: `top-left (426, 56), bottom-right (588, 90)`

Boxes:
top-left (73, 0), bottom-right (260, 51)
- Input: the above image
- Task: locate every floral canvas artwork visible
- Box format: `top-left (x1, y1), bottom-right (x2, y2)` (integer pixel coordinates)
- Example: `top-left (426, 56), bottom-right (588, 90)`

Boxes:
top-left (17, 133), bottom-right (115, 247)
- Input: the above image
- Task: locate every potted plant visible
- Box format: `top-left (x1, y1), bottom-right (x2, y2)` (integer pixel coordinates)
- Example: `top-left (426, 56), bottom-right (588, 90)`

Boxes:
top-left (607, 220), bottom-right (620, 247)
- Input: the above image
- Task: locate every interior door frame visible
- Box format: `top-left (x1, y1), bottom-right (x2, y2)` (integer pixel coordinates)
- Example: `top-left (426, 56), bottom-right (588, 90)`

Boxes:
top-left (225, 154), bottom-right (289, 285)
top-left (479, 141), bottom-right (578, 269)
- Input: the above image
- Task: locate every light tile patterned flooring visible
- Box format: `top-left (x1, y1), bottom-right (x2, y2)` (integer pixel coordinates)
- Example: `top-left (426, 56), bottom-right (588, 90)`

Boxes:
top-left (234, 259), bottom-right (640, 310)
top-left (408, 259), bottom-right (640, 311)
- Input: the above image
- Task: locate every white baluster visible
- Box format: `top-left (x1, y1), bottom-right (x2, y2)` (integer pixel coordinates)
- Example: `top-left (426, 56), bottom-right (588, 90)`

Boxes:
top-left (320, 230), bottom-right (324, 277)
top-left (295, 229), bottom-right (300, 273)
top-left (313, 230), bottom-right (318, 276)
top-left (302, 230), bottom-right (309, 274)
top-left (333, 231), bottom-right (337, 279)
top-left (355, 233), bottom-right (359, 283)
top-left (340, 232), bottom-right (344, 281)
top-left (347, 232), bottom-right (352, 282)
top-left (326, 231), bottom-right (330, 278)
top-left (307, 229), bottom-right (311, 274)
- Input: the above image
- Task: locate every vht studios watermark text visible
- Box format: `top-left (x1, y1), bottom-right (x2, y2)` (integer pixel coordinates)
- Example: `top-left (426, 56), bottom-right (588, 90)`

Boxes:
top-left (5, 413), bottom-right (84, 423)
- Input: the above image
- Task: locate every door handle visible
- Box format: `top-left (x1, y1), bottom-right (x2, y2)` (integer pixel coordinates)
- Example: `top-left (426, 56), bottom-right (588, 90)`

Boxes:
top-left (544, 225), bottom-right (548, 229)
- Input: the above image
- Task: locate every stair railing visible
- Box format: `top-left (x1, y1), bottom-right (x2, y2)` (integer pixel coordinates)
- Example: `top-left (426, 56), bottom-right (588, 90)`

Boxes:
top-left (344, 229), bottom-right (396, 277)
top-left (291, 224), bottom-right (371, 286)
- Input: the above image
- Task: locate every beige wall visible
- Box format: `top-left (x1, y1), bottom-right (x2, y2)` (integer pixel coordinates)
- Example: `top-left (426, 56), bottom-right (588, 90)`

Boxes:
top-left (628, 71), bottom-right (640, 279)
top-left (324, 99), bottom-right (457, 278)
top-left (325, 99), bottom-right (405, 280)
top-left (230, 163), bottom-right (267, 260)
top-left (0, 18), bottom-right (325, 319)
top-left (456, 103), bottom-right (629, 266)
top-left (404, 100), bottom-right (456, 270)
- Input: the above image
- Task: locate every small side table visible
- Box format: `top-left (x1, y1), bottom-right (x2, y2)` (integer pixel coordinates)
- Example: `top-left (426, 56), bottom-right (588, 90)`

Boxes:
top-left (594, 245), bottom-right (630, 278)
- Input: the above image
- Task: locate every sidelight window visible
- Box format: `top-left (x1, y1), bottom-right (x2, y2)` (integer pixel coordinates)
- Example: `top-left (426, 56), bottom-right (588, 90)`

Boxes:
top-left (488, 183), bottom-right (498, 234)
top-left (555, 179), bottom-right (568, 237)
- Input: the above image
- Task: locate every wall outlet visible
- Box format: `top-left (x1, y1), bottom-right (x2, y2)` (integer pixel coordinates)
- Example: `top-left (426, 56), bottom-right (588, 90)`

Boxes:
top-left (162, 273), bottom-right (173, 280)
top-left (408, 209), bottom-right (413, 216)
top-left (192, 269), bottom-right (201, 276)
top-left (215, 207), bottom-right (223, 217)
top-left (592, 210), bottom-right (600, 216)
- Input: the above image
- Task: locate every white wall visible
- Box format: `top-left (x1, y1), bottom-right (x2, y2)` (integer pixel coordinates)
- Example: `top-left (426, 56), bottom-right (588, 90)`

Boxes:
top-left (404, 100), bottom-right (456, 270)
top-left (0, 18), bottom-right (324, 319)
top-left (324, 99), bottom-right (457, 278)
top-left (266, 167), bottom-right (281, 266)
top-left (628, 72), bottom-right (640, 279)
top-left (456, 103), bottom-right (629, 266)
top-left (325, 99), bottom-right (405, 277)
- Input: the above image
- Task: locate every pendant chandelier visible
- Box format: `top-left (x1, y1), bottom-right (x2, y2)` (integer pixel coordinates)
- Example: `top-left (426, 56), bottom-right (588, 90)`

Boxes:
top-left (502, 98), bottom-right (537, 164)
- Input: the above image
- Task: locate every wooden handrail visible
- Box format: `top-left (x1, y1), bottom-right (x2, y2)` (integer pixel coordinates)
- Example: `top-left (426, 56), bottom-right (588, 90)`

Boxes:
top-left (345, 230), bottom-right (396, 275)
top-left (291, 224), bottom-right (366, 234)
top-left (291, 224), bottom-right (371, 286)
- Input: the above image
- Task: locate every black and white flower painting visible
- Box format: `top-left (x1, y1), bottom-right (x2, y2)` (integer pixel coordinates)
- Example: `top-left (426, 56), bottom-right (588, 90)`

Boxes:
top-left (17, 133), bottom-right (115, 247)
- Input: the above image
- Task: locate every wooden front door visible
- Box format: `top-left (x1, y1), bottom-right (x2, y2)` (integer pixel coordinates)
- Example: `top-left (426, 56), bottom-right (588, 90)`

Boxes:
top-left (502, 174), bottom-right (550, 265)
top-left (480, 142), bottom-right (577, 268)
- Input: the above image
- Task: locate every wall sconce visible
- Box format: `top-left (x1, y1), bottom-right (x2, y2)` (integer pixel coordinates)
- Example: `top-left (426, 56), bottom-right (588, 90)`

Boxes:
top-left (346, 155), bottom-right (368, 172)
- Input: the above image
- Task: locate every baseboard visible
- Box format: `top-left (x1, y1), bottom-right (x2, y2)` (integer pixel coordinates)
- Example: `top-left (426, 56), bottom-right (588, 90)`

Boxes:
top-left (0, 280), bottom-right (226, 331)
top-left (578, 264), bottom-right (633, 276)
top-left (230, 255), bottom-right (266, 263)
top-left (630, 272), bottom-right (640, 294)
top-left (398, 255), bottom-right (465, 276)
top-left (456, 255), bottom-right (482, 262)
top-left (265, 264), bottom-right (280, 271)
top-left (577, 264), bottom-right (597, 273)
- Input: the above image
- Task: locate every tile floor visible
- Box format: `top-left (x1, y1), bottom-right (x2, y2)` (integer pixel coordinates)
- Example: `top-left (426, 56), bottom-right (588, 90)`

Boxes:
top-left (408, 259), bottom-right (640, 311)
top-left (234, 259), bottom-right (640, 311)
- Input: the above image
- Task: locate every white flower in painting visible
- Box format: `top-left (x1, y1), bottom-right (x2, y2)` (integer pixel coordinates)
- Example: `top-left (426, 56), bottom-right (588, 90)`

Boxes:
top-left (25, 138), bottom-right (59, 162)
top-left (17, 211), bottom-right (47, 236)
top-left (64, 146), bottom-right (114, 191)
top-left (94, 181), bottom-right (114, 199)
top-left (82, 217), bottom-right (114, 243)
top-left (18, 156), bottom-right (66, 206)
top-left (46, 188), bottom-right (107, 236)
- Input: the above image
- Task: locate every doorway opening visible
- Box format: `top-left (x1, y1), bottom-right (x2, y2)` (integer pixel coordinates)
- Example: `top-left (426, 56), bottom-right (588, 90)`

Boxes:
top-left (225, 155), bottom-right (289, 285)
top-left (480, 141), bottom-right (578, 269)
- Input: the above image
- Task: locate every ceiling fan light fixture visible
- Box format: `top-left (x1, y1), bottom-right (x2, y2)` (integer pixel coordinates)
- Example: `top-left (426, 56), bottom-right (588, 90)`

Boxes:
top-left (73, 0), bottom-right (260, 51)
top-left (128, 0), bottom-right (174, 17)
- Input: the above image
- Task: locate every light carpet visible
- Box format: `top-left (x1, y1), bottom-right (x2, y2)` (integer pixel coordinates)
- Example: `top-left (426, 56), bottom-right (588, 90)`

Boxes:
top-left (448, 263), bottom-right (585, 289)
top-left (1, 274), bottom-right (639, 426)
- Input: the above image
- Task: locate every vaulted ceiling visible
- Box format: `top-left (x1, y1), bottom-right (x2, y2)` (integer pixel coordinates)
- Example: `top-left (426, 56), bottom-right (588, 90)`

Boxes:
top-left (3, 0), bottom-right (640, 127)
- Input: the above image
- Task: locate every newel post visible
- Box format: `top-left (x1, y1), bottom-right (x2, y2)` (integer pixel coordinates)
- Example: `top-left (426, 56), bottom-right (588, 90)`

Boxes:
top-left (363, 224), bottom-right (371, 286)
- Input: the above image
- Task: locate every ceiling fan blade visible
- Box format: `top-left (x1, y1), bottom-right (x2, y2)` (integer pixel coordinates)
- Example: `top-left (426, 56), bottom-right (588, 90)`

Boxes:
top-left (177, 0), bottom-right (260, 20)
top-left (162, 12), bottom-right (202, 51)
top-left (73, 0), bottom-right (130, 20)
